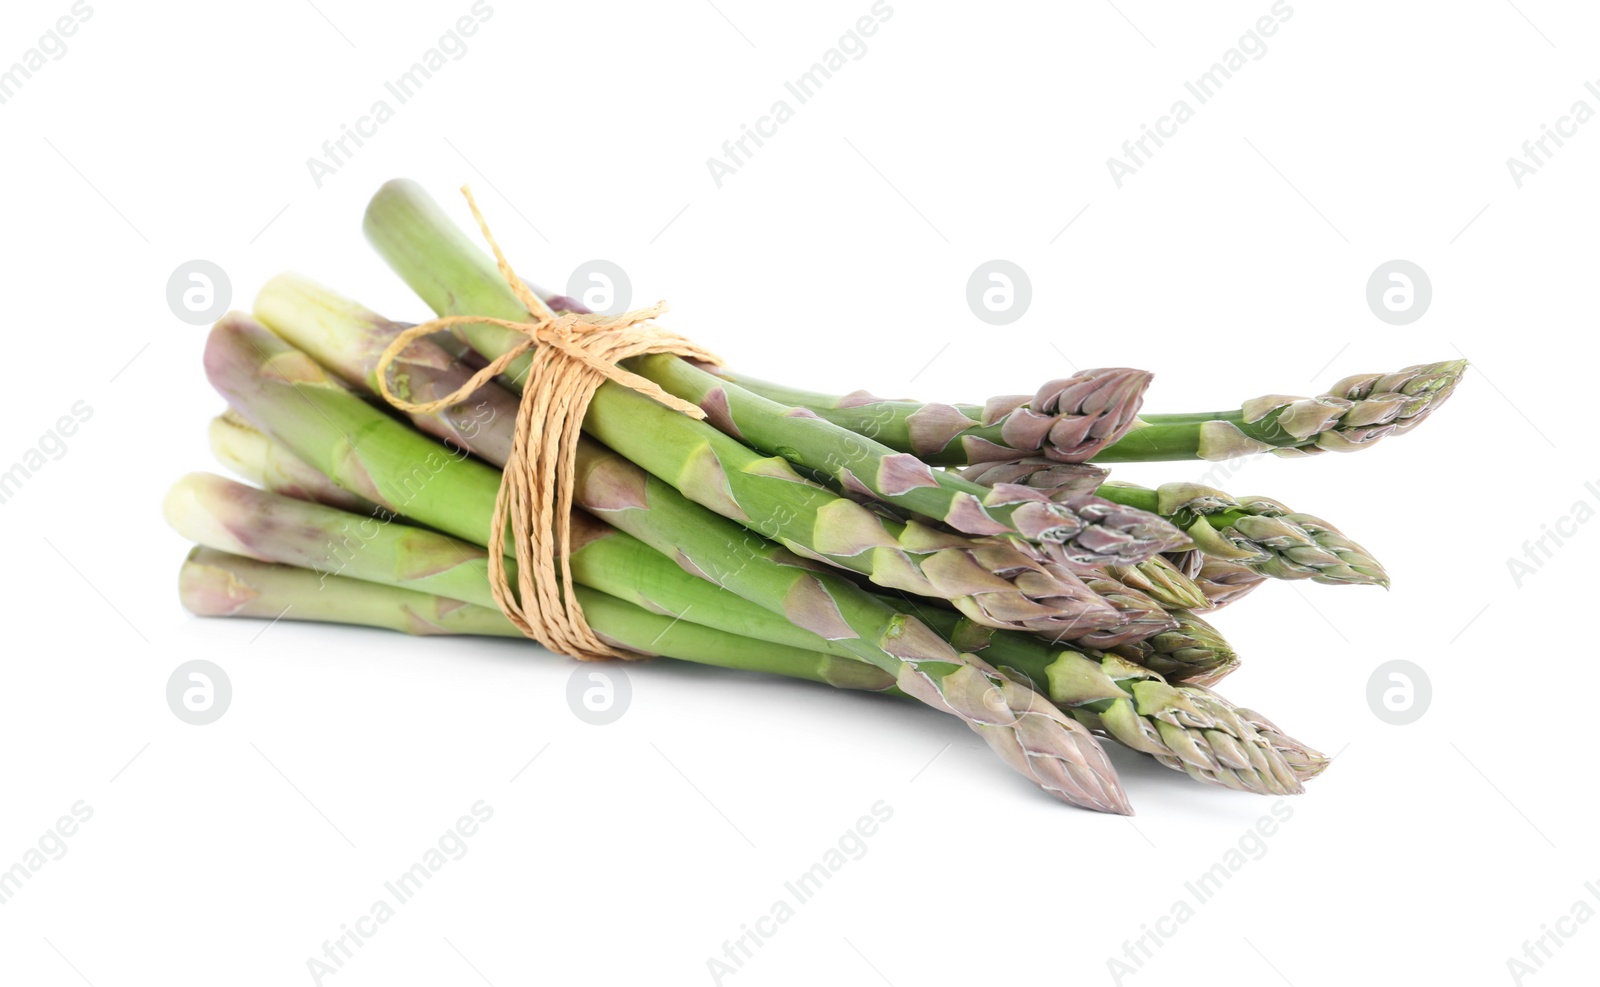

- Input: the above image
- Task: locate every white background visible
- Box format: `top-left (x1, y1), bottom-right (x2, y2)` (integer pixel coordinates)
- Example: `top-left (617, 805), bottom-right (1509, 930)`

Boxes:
top-left (1, 1), bottom-right (1594, 984)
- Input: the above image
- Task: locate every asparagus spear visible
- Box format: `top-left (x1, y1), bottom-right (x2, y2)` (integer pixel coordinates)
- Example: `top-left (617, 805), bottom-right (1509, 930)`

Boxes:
top-left (1105, 482), bottom-right (1388, 587)
top-left (715, 367), bottom-right (1154, 465)
top-left (729, 361), bottom-right (1467, 464)
top-left (359, 178), bottom-right (1163, 468)
top-left (172, 479), bottom-right (1317, 791)
top-left (168, 472), bottom-right (491, 604)
top-left (361, 179), bottom-right (1177, 559)
top-left (181, 546), bottom-right (519, 637)
top-left (1091, 360), bottom-right (1468, 462)
top-left (180, 547), bottom-right (897, 691)
top-left (962, 458), bottom-right (1388, 588)
top-left (1231, 703), bottom-right (1330, 780)
top-left (253, 274), bottom-right (1144, 641)
top-left (204, 315), bottom-right (1131, 812)
top-left (919, 610), bottom-right (1315, 793)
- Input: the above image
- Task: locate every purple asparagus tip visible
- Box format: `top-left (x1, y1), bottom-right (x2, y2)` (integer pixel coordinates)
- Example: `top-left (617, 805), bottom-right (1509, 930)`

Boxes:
top-left (1032, 367), bottom-right (1153, 462)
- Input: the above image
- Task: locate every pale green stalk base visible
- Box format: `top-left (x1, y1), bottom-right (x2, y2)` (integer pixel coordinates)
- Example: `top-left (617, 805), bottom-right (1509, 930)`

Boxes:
top-left (180, 547), bottom-right (897, 691)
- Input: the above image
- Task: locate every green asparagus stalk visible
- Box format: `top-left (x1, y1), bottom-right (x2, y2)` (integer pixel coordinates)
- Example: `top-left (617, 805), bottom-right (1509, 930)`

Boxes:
top-left (254, 272), bottom-right (522, 467)
top-left (204, 314), bottom-right (1132, 812)
top-left (180, 547), bottom-right (897, 691)
top-left (253, 272), bottom-right (1142, 641)
top-left (1087, 360), bottom-right (1468, 462)
top-left (168, 472), bottom-right (488, 603)
top-left (181, 545), bottom-right (517, 637)
top-left (713, 366), bottom-right (1154, 464)
top-left (205, 317), bottom-right (498, 547)
top-left (172, 474), bottom-right (1317, 791)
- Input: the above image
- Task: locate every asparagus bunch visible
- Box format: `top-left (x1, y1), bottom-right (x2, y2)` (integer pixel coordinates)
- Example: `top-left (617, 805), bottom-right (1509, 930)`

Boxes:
top-left (161, 178), bottom-right (1468, 814)
top-left (193, 306), bottom-right (1286, 805)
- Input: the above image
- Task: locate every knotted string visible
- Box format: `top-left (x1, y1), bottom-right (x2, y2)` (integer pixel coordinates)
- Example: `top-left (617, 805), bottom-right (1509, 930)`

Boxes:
top-left (373, 187), bottom-right (721, 660)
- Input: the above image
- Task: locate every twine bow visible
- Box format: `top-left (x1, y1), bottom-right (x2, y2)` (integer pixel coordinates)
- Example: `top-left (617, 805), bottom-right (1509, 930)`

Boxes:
top-left (373, 186), bottom-right (721, 660)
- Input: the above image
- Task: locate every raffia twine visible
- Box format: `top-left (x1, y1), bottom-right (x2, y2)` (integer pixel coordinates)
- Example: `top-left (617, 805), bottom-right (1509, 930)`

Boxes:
top-left (373, 187), bottom-right (721, 661)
